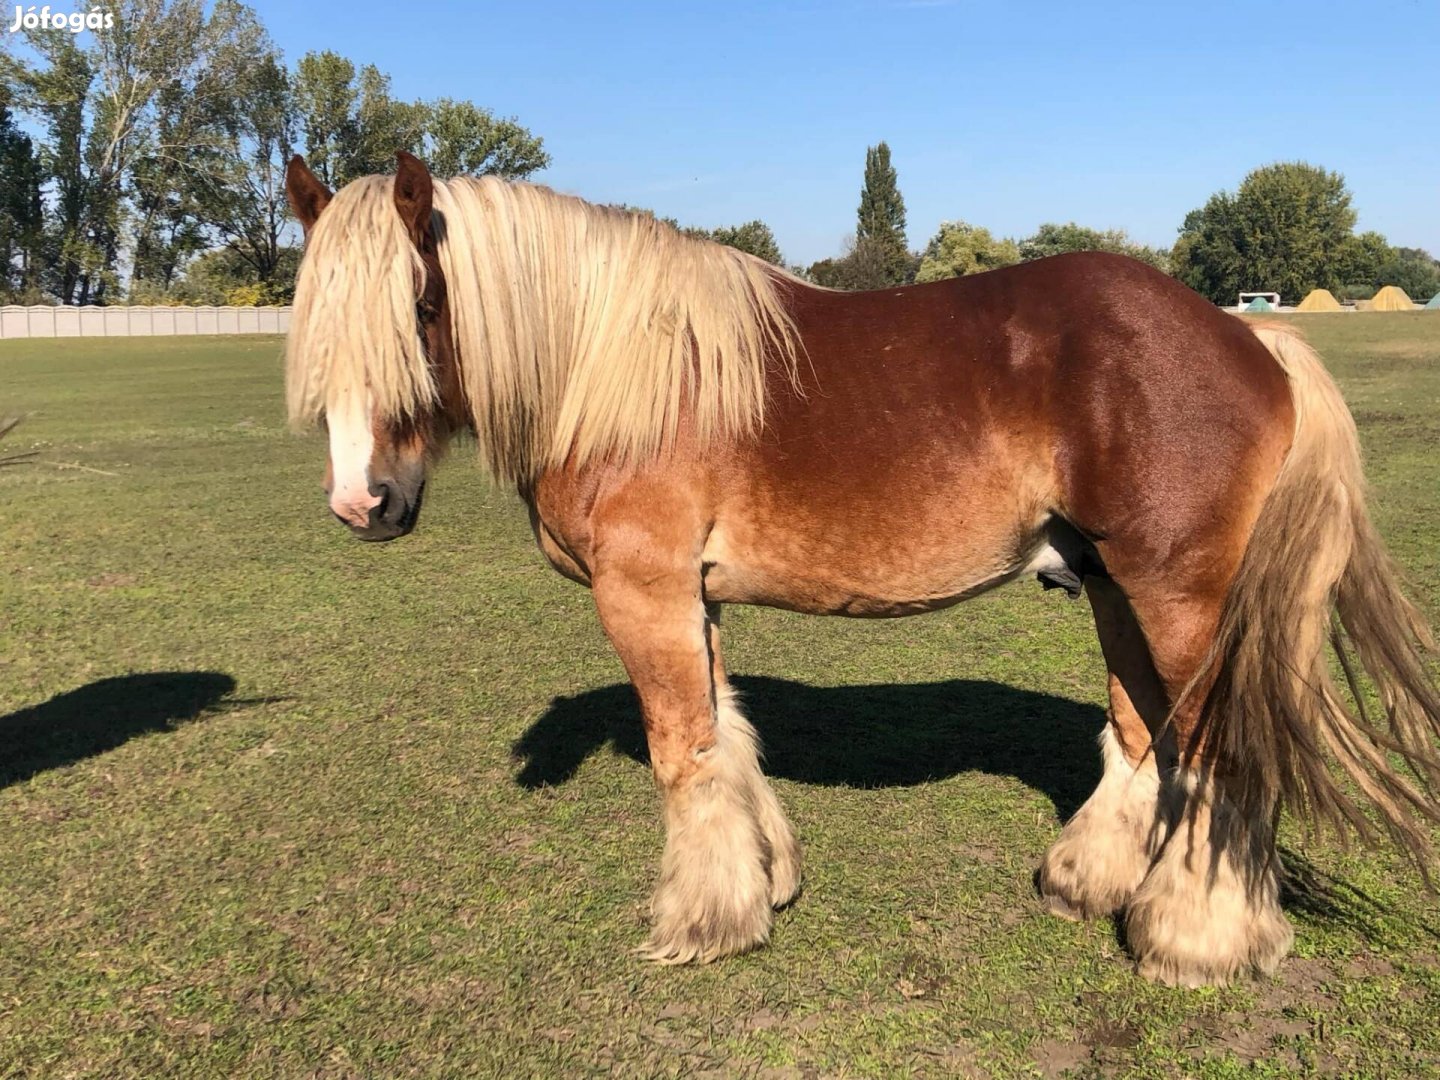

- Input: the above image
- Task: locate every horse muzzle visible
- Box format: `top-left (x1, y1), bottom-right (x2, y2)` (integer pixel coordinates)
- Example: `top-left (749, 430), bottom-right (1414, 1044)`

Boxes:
top-left (340, 476), bottom-right (426, 542)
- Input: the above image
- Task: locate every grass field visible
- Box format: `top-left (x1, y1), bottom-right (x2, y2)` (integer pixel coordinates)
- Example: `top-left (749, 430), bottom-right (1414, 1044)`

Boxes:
top-left (1, 313), bottom-right (1439, 1078)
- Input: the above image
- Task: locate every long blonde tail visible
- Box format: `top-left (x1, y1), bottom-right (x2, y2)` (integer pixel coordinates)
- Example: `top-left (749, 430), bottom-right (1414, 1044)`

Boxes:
top-left (1195, 321), bottom-right (1440, 875)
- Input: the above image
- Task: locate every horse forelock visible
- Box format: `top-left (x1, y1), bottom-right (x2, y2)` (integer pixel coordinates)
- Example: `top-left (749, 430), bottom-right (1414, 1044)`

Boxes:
top-left (285, 175), bottom-right (437, 431)
top-left (287, 172), bottom-right (802, 484)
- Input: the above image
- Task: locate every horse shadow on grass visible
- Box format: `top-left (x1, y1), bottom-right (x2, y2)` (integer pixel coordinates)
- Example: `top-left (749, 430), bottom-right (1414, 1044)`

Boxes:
top-left (513, 675), bottom-right (1426, 944)
top-left (514, 675), bottom-right (1104, 821)
top-left (1, 671), bottom-right (239, 788)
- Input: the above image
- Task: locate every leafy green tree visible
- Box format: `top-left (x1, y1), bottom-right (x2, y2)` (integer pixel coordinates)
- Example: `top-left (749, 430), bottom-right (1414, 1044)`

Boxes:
top-left (0, 104), bottom-right (45, 299)
top-left (0, 31), bottom-right (20, 110)
top-left (804, 257), bottom-right (841, 287)
top-left (160, 244), bottom-right (301, 305)
top-left (697, 220), bottom-right (783, 265)
top-left (1376, 248), bottom-right (1440, 301)
top-left (1169, 202), bottom-right (1240, 303)
top-left (914, 221), bottom-right (1020, 283)
top-left (107, 0), bottom-right (274, 302)
top-left (131, 4), bottom-right (279, 296)
top-left (423, 98), bottom-right (549, 179)
top-left (129, 77), bottom-right (223, 294)
top-left (1171, 162), bottom-right (1357, 303)
top-left (11, 35), bottom-right (95, 303)
top-left (806, 237), bottom-right (917, 290)
top-left (7, 9), bottom-right (550, 303)
top-left (129, 152), bottom-right (209, 292)
top-left (291, 51), bottom-right (356, 188)
top-left (1333, 282), bottom-right (1375, 302)
top-left (293, 51), bottom-right (426, 187)
top-left (1336, 230), bottom-right (1392, 293)
top-left (609, 206), bottom-right (783, 266)
top-left (1338, 233), bottom-right (1440, 300)
top-left (350, 64), bottom-right (427, 180)
top-left (182, 53), bottom-right (297, 294)
top-left (295, 53), bottom-right (547, 187)
top-left (856, 142), bottom-right (909, 285)
top-left (1019, 221), bottom-right (1169, 271)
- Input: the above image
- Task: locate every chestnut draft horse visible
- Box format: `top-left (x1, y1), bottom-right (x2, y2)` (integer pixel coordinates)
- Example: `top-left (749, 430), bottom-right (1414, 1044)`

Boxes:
top-left (283, 152), bottom-right (1440, 987)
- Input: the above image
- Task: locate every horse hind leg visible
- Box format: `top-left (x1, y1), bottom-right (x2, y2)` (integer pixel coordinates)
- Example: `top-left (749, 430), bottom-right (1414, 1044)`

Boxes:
top-left (1117, 587), bottom-right (1293, 986)
top-left (1039, 577), bottom-right (1174, 919)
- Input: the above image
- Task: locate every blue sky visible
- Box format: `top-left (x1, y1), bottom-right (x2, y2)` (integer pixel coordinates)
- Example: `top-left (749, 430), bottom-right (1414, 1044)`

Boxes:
top-left (258, 0), bottom-right (1437, 265)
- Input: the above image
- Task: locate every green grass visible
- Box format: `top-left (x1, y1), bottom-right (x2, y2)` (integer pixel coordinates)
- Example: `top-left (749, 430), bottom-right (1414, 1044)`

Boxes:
top-left (1, 315), bottom-right (1438, 1078)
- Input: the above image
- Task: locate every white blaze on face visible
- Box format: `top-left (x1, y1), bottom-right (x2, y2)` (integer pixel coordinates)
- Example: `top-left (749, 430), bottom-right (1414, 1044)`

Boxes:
top-left (327, 383), bottom-right (380, 527)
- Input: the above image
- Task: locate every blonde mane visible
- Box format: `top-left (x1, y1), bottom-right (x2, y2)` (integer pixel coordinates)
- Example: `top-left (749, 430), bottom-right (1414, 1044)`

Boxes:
top-left (287, 174), bottom-right (801, 483)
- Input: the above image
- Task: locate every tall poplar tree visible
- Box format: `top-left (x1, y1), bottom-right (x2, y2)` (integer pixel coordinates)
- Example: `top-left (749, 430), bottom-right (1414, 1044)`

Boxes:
top-left (856, 142), bottom-right (909, 285)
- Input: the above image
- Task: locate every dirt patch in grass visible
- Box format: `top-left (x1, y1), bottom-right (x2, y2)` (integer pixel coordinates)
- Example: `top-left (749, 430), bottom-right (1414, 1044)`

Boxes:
top-left (1031, 1036), bottom-right (1090, 1078)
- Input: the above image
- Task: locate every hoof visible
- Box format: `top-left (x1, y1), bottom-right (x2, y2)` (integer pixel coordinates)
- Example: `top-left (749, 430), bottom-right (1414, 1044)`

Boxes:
top-left (761, 805), bottom-right (803, 910)
top-left (641, 684), bottom-right (798, 964)
top-left (1037, 726), bottom-right (1164, 921)
top-left (1039, 887), bottom-right (1091, 922)
top-left (1128, 890), bottom-right (1293, 987)
top-left (640, 879), bottom-right (772, 965)
top-left (1037, 842), bottom-right (1139, 921)
top-left (1125, 774), bottom-right (1294, 987)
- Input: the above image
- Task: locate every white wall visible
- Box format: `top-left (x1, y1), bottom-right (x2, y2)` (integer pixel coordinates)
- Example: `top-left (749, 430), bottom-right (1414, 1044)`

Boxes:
top-left (0, 306), bottom-right (292, 339)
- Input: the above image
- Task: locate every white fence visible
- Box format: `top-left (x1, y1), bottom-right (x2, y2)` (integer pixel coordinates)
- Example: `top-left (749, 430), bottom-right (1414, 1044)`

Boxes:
top-left (0, 305), bottom-right (292, 339)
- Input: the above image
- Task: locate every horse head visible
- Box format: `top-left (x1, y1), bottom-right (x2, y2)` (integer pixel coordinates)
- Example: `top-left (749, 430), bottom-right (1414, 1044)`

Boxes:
top-left (285, 151), bottom-right (465, 541)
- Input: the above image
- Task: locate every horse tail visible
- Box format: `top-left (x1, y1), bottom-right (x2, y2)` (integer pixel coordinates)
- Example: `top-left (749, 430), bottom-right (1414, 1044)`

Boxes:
top-left (1193, 319), bottom-right (1440, 876)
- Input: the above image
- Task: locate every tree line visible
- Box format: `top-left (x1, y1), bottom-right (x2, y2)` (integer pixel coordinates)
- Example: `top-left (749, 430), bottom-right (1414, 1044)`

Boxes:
top-left (799, 144), bottom-right (1440, 304)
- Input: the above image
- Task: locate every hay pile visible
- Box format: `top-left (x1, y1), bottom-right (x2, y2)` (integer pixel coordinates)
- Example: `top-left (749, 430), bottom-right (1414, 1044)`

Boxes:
top-left (1369, 285), bottom-right (1416, 311)
top-left (1296, 288), bottom-right (1342, 312)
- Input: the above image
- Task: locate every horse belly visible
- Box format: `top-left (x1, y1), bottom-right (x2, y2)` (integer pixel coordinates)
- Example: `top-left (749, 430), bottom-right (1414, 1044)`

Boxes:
top-left (701, 489), bottom-right (1055, 617)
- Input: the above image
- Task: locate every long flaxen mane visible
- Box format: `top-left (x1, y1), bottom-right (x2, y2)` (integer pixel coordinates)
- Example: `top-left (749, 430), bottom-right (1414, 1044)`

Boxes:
top-left (287, 174), bottom-right (801, 482)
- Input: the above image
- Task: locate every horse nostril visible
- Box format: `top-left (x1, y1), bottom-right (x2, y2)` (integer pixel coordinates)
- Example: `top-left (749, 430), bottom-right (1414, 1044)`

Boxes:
top-left (371, 483), bottom-right (393, 519)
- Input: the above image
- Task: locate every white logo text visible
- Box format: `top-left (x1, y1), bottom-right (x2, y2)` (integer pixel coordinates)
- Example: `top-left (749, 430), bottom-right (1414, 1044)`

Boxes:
top-left (8, 6), bottom-right (114, 33)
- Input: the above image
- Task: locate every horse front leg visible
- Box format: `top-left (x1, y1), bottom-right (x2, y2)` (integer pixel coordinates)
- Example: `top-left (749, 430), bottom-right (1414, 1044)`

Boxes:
top-left (706, 603), bottom-right (802, 909)
top-left (592, 549), bottom-right (782, 963)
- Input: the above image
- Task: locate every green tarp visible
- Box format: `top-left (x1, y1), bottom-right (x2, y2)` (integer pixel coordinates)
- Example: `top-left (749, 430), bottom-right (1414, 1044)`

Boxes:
top-left (1244, 297), bottom-right (1274, 312)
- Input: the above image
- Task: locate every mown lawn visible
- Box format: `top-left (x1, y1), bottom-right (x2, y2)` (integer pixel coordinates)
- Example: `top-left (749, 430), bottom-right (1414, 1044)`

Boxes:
top-left (1, 314), bottom-right (1438, 1079)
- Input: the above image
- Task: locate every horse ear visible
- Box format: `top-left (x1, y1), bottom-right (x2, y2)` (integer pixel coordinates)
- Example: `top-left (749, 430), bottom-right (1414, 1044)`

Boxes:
top-left (286, 155), bottom-right (332, 237)
top-left (394, 151), bottom-right (434, 249)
